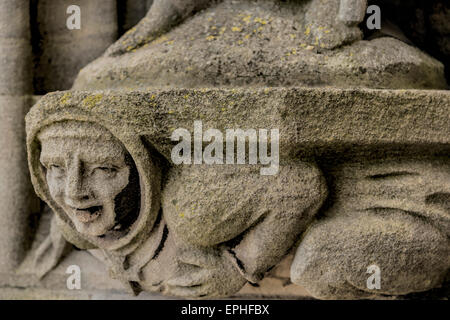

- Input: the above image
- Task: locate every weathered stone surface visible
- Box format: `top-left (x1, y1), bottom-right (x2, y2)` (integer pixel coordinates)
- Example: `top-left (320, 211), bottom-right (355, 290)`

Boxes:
top-left (338, 0), bottom-right (367, 26)
top-left (24, 88), bottom-right (449, 298)
top-left (74, 0), bottom-right (447, 90)
top-left (0, 0), bottom-right (447, 300)
top-left (291, 158), bottom-right (450, 299)
top-left (25, 88), bottom-right (331, 297)
top-left (26, 88), bottom-right (450, 160)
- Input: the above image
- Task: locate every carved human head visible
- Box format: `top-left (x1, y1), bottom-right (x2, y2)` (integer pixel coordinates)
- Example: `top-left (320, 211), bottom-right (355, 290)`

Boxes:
top-left (38, 121), bottom-right (140, 237)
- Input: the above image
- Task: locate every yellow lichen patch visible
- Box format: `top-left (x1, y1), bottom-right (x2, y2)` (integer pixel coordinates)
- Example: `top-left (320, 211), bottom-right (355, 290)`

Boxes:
top-left (289, 34), bottom-right (296, 40)
top-left (242, 15), bottom-right (252, 23)
top-left (166, 40), bottom-right (174, 45)
top-left (206, 35), bottom-right (216, 41)
top-left (237, 40), bottom-right (243, 45)
top-left (82, 94), bottom-right (103, 109)
top-left (304, 26), bottom-right (311, 36)
top-left (60, 92), bottom-right (72, 105)
top-left (244, 34), bottom-right (251, 39)
top-left (183, 94), bottom-right (190, 100)
top-left (300, 43), bottom-right (307, 48)
top-left (219, 27), bottom-right (227, 34)
top-left (232, 26), bottom-right (242, 32)
top-left (179, 213), bottom-right (185, 218)
top-left (152, 35), bottom-right (169, 45)
top-left (211, 26), bottom-right (217, 30)
top-left (254, 17), bottom-right (267, 25)
top-left (168, 110), bottom-right (175, 114)
top-left (150, 94), bottom-right (156, 100)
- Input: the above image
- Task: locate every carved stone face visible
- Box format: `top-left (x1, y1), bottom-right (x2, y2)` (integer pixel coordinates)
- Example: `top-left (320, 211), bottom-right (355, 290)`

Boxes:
top-left (39, 127), bottom-right (131, 237)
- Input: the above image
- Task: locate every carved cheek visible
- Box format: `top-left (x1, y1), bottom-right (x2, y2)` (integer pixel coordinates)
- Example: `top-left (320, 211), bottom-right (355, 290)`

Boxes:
top-left (91, 167), bottom-right (130, 201)
top-left (46, 170), bottom-right (66, 203)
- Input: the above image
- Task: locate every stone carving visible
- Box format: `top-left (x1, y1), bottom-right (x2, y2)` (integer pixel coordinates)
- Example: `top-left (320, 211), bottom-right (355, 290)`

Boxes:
top-left (25, 88), bottom-right (449, 299)
top-left (26, 94), bottom-right (327, 297)
top-left (75, 0), bottom-right (447, 90)
top-left (3, 0), bottom-right (447, 300)
top-left (106, 0), bottom-right (368, 57)
top-left (291, 158), bottom-right (450, 299)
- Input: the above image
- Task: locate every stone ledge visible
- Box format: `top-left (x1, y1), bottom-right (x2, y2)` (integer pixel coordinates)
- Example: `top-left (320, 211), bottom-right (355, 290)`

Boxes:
top-left (28, 87), bottom-right (450, 161)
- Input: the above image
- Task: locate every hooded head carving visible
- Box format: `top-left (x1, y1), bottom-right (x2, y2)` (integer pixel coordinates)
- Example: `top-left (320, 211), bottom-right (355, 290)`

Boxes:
top-left (26, 94), bottom-right (162, 254)
top-left (38, 121), bottom-right (140, 238)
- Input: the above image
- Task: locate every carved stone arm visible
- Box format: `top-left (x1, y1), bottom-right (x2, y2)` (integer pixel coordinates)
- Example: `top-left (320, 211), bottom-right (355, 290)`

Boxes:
top-left (105, 0), bottom-right (213, 56)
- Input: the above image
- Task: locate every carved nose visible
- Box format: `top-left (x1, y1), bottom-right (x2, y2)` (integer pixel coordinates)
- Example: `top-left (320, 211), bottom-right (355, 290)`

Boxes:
top-left (65, 162), bottom-right (90, 203)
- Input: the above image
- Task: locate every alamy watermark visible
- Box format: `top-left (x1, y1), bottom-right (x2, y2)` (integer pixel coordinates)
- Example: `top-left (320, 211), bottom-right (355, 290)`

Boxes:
top-left (66, 264), bottom-right (81, 290)
top-left (366, 264), bottom-right (381, 290)
top-left (66, 5), bottom-right (81, 30)
top-left (171, 121), bottom-right (279, 175)
top-left (366, 5), bottom-right (381, 30)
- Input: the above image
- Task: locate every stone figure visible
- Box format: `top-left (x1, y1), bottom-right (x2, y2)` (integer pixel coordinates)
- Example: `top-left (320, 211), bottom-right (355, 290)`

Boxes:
top-left (105, 0), bottom-right (368, 57)
top-left (291, 158), bottom-right (450, 299)
top-left (37, 121), bottom-right (140, 238)
top-left (75, 0), bottom-right (446, 90)
top-left (19, 0), bottom-right (449, 300)
top-left (26, 93), bottom-right (327, 297)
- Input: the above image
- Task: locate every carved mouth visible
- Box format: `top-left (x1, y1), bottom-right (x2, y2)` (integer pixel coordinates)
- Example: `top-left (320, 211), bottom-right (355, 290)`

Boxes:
top-left (73, 206), bottom-right (103, 223)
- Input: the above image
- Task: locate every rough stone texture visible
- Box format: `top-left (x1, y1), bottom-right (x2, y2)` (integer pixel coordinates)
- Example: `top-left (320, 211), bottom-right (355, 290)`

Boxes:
top-left (24, 88), bottom-right (331, 298)
top-left (75, 0), bottom-right (447, 90)
top-left (26, 88), bottom-right (449, 159)
top-left (24, 88), bottom-right (450, 299)
top-left (0, 0), bottom-right (449, 300)
top-left (291, 157), bottom-right (450, 299)
top-left (338, 0), bottom-right (367, 26)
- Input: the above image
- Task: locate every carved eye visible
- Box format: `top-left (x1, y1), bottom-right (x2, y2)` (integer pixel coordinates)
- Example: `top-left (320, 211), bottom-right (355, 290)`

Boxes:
top-left (48, 164), bottom-right (65, 176)
top-left (95, 166), bottom-right (117, 175)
